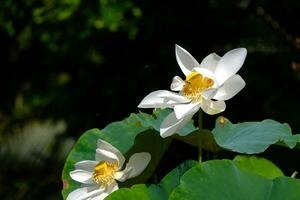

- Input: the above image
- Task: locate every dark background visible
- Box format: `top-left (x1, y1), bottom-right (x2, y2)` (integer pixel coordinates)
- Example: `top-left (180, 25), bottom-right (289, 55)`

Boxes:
top-left (1, 0), bottom-right (300, 199)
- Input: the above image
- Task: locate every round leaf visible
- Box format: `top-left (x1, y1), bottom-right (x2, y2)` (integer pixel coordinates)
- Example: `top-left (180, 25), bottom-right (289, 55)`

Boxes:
top-left (169, 160), bottom-right (300, 200)
top-left (212, 117), bottom-right (300, 154)
top-left (233, 155), bottom-right (284, 179)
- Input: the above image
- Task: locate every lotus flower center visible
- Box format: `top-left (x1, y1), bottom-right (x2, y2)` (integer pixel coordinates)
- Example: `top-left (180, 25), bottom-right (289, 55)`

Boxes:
top-left (93, 161), bottom-right (118, 186)
top-left (182, 71), bottom-right (214, 101)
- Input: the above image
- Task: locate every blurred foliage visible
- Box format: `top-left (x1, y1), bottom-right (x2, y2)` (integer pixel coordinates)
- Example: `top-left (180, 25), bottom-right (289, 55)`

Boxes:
top-left (0, 0), bottom-right (300, 199)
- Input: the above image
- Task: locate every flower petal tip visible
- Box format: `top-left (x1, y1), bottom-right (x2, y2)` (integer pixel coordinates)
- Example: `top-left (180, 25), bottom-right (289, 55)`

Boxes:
top-left (234, 47), bottom-right (247, 57)
top-left (137, 102), bottom-right (143, 108)
top-left (137, 99), bottom-right (151, 108)
top-left (142, 152), bottom-right (151, 164)
top-left (159, 129), bottom-right (174, 138)
top-left (175, 44), bottom-right (186, 54)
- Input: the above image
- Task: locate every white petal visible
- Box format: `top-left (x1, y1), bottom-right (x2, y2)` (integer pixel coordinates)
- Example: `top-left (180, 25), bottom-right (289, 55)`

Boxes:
top-left (170, 76), bottom-right (185, 91)
top-left (75, 160), bottom-right (98, 171)
top-left (174, 103), bottom-right (201, 119)
top-left (125, 152), bottom-right (151, 179)
top-left (175, 44), bottom-right (200, 76)
top-left (96, 149), bottom-right (123, 169)
top-left (97, 139), bottom-right (125, 168)
top-left (213, 75), bottom-right (246, 101)
top-left (201, 88), bottom-right (218, 100)
top-left (115, 152), bottom-right (151, 181)
top-left (200, 99), bottom-right (226, 115)
top-left (75, 187), bottom-right (106, 200)
top-left (93, 181), bottom-right (119, 200)
top-left (67, 185), bottom-right (102, 200)
top-left (89, 195), bottom-right (104, 200)
top-left (70, 169), bottom-right (93, 184)
top-left (214, 48), bottom-right (247, 85)
top-left (200, 52), bottom-right (221, 73)
top-left (79, 188), bottom-right (106, 200)
top-left (67, 187), bottom-right (86, 200)
top-left (138, 90), bottom-right (190, 108)
top-left (90, 195), bottom-right (104, 200)
top-left (157, 90), bottom-right (189, 102)
top-left (193, 67), bottom-right (215, 80)
top-left (107, 180), bottom-right (119, 193)
top-left (113, 170), bottom-right (127, 182)
top-left (160, 110), bottom-right (197, 138)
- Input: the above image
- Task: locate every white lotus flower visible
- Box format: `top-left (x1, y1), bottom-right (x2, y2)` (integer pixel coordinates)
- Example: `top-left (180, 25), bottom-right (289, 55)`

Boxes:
top-left (138, 44), bottom-right (247, 138)
top-left (67, 139), bottom-right (151, 200)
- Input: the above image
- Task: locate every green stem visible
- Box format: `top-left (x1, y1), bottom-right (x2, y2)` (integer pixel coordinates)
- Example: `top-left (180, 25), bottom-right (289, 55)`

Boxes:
top-left (198, 110), bottom-right (203, 163)
top-left (198, 140), bottom-right (202, 163)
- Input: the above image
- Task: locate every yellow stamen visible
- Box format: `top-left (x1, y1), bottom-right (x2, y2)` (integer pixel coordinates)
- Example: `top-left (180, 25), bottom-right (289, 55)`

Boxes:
top-left (93, 161), bottom-right (118, 186)
top-left (182, 71), bottom-right (214, 102)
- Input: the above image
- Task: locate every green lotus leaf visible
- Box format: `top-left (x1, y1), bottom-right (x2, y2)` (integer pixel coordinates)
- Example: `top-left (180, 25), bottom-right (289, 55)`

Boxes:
top-left (169, 160), bottom-right (300, 200)
top-left (233, 155), bottom-right (284, 179)
top-left (212, 117), bottom-right (300, 154)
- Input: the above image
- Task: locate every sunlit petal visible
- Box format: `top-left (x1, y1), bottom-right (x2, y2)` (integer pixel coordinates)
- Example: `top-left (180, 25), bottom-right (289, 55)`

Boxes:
top-left (193, 67), bottom-right (216, 81)
top-left (138, 90), bottom-right (189, 108)
top-left (200, 52), bottom-right (221, 73)
top-left (93, 181), bottom-right (119, 200)
top-left (200, 99), bottom-right (226, 115)
top-left (170, 76), bottom-right (185, 91)
top-left (70, 169), bottom-right (93, 184)
top-left (213, 75), bottom-right (245, 101)
top-left (79, 187), bottom-right (106, 200)
top-left (175, 44), bottom-right (200, 76)
top-left (67, 185), bottom-right (102, 200)
top-left (201, 88), bottom-right (218, 100)
top-left (174, 103), bottom-right (201, 119)
top-left (160, 111), bottom-right (197, 138)
top-left (97, 139), bottom-right (125, 169)
top-left (115, 152), bottom-right (151, 181)
top-left (75, 160), bottom-right (98, 171)
top-left (96, 149), bottom-right (120, 166)
top-left (214, 48), bottom-right (247, 85)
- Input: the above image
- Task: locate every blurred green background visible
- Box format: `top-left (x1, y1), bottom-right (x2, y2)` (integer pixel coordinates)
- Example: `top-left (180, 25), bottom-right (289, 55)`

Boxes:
top-left (1, 0), bottom-right (300, 199)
